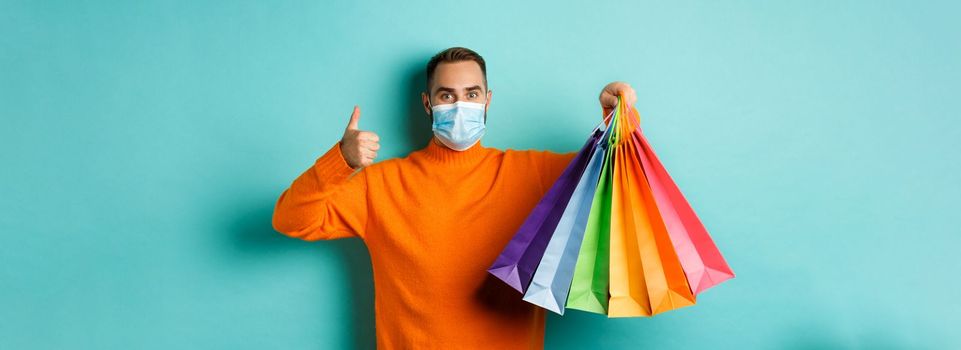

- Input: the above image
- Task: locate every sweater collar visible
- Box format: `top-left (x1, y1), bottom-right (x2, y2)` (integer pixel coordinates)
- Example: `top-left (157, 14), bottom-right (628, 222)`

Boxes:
top-left (418, 136), bottom-right (490, 166)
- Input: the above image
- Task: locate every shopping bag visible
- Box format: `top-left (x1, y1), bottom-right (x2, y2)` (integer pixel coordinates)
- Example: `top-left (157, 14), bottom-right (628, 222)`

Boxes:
top-left (490, 94), bottom-right (734, 317)
top-left (523, 120), bottom-right (610, 314)
top-left (488, 126), bottom-right (603, 293)
top-left (565, 124), bottom-right (615, 315)
top-left (620, 107), bottom-right (695, 315)
top-left (632, 124), bottom-right (734, 294)
top-left (607, 110), bottom-right (653, 317)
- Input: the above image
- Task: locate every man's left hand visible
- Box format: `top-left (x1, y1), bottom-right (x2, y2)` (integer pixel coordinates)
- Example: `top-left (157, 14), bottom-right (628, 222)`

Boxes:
top-left (599, 81), bottom-right (637, 117)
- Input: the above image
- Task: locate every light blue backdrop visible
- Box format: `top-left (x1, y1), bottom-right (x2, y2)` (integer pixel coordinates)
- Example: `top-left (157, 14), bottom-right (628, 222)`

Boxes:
top-left (2, 1), bottom-right (958, 349)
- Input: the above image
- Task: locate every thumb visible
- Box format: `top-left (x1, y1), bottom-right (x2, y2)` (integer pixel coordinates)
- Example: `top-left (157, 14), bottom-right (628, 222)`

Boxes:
top-left (346, 105), bottom-right (361, 130)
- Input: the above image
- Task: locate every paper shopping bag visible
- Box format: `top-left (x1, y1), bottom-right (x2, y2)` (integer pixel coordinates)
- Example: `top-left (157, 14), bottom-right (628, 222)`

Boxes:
top-left (608, 137), bottom-right (652, 317)
top-left (609, 103), bottom-right (696, 317)
top-left (488, 127), bottom-right (603, 293)
top-left (523, 121), bottom-right (610, 314)
top-left (490, 94), bottom-right (734, 318)
top-left (565, 126), bottom-right (614, 315)
top-left (632, 125), bottom-right (734, 294)
top-left (623, 114), bottom-right (695, 314)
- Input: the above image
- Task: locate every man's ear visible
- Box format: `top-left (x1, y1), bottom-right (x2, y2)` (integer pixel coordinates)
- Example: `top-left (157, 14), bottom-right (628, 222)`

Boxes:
top-left (421, 92), bottom-right (432, 120)
top-left (485, 89), bottom-right (493, 112)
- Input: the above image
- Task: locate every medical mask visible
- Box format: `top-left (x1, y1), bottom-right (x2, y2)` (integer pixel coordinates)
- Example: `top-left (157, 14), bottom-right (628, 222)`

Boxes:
top-left (429, 101), bottom-right (487, 151)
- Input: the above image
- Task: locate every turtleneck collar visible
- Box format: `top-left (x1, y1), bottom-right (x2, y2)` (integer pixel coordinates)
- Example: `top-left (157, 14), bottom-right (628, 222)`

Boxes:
top-left (417, 136), bottom-right (491, 166)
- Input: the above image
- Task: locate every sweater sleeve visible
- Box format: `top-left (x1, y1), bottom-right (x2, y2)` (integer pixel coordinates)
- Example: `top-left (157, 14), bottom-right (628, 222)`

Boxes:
top-left (533, 150), bottom-right (578, 193)
top-left (272, 142), bottom-right (368, 241)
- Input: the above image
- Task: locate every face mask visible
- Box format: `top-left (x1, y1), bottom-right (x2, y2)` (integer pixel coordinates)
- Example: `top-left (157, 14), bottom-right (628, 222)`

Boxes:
top-left (429, 100), bottom-right (487, 151)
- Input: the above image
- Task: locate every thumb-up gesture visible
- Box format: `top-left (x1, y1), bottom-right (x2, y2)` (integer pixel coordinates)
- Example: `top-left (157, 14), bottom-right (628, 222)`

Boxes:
top-left (340, 105), bottom-right (380, 169)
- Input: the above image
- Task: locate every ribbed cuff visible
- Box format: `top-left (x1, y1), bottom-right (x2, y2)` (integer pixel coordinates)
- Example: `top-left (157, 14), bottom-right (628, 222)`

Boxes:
top-left (313, 142), bottom-right (357, 182)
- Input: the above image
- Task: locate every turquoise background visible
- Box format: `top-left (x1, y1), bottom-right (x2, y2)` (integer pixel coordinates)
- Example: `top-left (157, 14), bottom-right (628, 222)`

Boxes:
top-left (2, 1), bottom-right (958, 349)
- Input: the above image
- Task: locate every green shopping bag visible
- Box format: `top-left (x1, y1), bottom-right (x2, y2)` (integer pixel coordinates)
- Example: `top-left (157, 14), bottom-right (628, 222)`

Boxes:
top-left (565, 116), bottom-right (616, 315)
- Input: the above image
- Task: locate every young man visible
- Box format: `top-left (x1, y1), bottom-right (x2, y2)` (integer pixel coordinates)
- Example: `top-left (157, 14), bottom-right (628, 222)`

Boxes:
top-left (272, 47), bottom-right (636, 349)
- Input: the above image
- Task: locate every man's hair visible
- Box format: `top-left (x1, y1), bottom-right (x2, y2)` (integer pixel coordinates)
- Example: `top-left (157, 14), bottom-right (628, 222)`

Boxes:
top-left (425, 47), bottom-right (487, 92)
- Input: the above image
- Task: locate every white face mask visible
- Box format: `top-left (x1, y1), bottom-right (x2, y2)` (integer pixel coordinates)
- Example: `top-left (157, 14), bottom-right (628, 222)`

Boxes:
top-left (429, 101), bottom-right (487, 151)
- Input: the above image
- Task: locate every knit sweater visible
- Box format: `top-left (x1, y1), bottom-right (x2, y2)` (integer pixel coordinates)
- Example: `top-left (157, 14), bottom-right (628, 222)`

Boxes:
top-left (272, 136), bottom-right (576, 349)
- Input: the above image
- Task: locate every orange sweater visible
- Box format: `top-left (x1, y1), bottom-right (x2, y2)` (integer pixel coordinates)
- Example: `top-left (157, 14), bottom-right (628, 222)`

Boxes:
top-left (272, 136), bottom-right (576, 349)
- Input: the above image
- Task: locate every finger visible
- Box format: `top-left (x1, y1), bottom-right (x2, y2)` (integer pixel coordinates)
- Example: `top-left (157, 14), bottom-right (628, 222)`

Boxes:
top-left (360, 140), bottom-right (381, 151)
top-left (600, 94), bottom-right (618, 108)
top-left (360, 140), bottom-right (380, 151)
top-left (362, 149), bottom-right (378, 160)
top-left (623, 87), bottom-right (637, 106)
top-left (627, 90), bottom-right (637, 104)
top-left (346, 105), bottom-right (361, 130)
top-left (604, 82), bottom-right (623, 92)
top-left (612, 84), bottom-right (627, 95)
top-left (357, 131), bottom-right (380, 142)
top-left (607, 85), bottom-right (636, 106)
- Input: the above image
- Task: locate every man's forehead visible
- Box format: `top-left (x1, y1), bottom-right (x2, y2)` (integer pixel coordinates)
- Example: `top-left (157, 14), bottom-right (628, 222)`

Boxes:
top-left (431, 61), bottom-right (486, 91)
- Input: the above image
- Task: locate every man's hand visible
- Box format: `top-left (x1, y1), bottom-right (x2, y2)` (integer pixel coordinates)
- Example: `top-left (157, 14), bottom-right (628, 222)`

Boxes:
top-left (340, 105), bottom-right (380, 169)
top-left (599, 81), bottom-right (637, 117)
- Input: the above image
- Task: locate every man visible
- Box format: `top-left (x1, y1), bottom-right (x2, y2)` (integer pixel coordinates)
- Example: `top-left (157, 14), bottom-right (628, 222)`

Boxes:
top-left (272, 47), bottom-right (636, 349)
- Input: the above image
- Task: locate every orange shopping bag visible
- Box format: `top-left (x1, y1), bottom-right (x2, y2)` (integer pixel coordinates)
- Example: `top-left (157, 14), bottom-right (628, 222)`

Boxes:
top-left (608, 101), bottom-right (695, 317)
top-left (630, 105), bottom-right (734, 295)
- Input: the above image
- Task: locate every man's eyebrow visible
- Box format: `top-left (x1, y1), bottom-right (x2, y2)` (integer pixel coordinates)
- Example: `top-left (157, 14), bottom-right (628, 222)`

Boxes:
top-left (433, 85), bottom-right (485, 94)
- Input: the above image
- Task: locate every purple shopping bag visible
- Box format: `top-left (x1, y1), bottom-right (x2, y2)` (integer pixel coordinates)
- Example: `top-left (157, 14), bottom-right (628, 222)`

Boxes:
top-left (488, 125), bottom-right (605, 293)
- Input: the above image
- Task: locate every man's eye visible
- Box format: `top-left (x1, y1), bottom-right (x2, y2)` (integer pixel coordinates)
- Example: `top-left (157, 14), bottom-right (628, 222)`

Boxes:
top-left (442, 94), bottom-right (452, 100)
top-left (468, 92), bottom-right (478, 98)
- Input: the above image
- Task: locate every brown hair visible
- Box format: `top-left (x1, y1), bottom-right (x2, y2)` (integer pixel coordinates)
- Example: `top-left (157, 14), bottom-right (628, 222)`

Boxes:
top-left (425, 47), bottom-right (487, 92)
